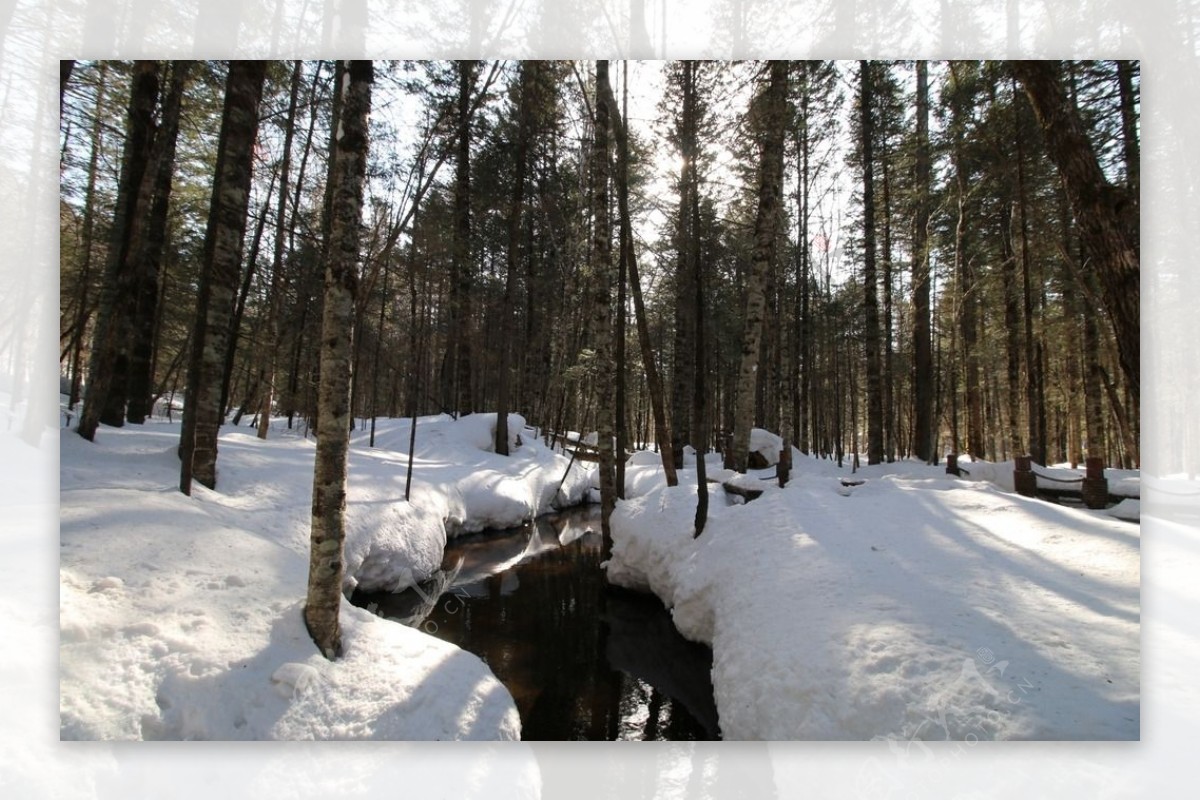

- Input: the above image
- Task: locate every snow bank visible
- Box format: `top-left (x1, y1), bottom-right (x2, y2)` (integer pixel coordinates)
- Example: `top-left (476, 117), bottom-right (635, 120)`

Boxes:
top-left (60, 413), bottom-right (583, 740)
top-left (607, 455), bottom-right (1140, 741)
top-left (749, 428), bottom-right (783, 466)
top-left (343, 412), bottom-right (590, 591)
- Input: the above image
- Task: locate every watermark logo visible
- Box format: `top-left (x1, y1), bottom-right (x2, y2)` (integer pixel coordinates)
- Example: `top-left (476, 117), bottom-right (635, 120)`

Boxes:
top-left (859, 645), bottom-right (1039, 795)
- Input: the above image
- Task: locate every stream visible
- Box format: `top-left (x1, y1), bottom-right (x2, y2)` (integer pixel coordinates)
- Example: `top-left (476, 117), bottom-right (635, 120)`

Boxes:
top-left (353, 505), bottom-right (720, 741)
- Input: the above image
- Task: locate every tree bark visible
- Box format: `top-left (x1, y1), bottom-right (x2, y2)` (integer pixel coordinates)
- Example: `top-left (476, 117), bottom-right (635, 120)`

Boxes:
top-left (259, 60), bottom-right (304, 440)
top-left (1011, 60), bottom-right (1139, 398)
top-left (911, 60), bottom-right (934, 463)
top-left (670, 62), bottom-right (698, 470)
top-left (600, 66), bottom-right (678, 487)
top-left (78, 60), bottom-right (159, 441)
top-left (126, 61), bottom-right (190, 424)
top-left (860, 61), bottom-right (884, 465)
top-left (590, 61), bottom-right (617, 551)
top-left (67, 61), bottom-right (109, 411)
top-left (445, 60), bottom-right (476, 416)
top-left (496, 62), bottom-right (534, 456)
top-left (305, 60), bottom-right (373, 661)
top-left (730, 61), bottom-right (788, 473)
top-left (179, 60), bottom-right (266, 493)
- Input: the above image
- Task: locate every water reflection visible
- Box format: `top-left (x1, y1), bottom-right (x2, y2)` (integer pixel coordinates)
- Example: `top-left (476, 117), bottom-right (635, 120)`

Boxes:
top-left (355, 506), bottom-right (719, 741)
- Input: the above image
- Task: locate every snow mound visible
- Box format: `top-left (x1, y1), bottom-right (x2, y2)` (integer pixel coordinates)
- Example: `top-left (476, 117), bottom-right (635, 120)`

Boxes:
top-left (607, 458), bottom-right (1139, 740)
top-left (749, 428), bottom-right (783, 466)
top-left (1108, 498), bottom-right (1140, 522)
top-left (59, 417), bottom-right (542, 740)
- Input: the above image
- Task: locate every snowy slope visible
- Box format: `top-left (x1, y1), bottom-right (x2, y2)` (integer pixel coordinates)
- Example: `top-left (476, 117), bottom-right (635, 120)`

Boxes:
top-left (607, 454), bottom-right (1140, 741)
top-left (59, 412), bottom-right (588, 740)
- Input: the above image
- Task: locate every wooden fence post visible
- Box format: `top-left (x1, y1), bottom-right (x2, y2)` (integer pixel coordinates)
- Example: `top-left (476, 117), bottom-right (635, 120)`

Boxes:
top-left (1014, 455), bottom-right (1037, 497)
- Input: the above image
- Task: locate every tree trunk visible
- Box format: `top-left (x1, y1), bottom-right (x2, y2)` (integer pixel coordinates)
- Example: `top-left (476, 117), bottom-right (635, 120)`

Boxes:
top-left (880, 135), bottom-right (894, 462)
top-left (1011, 60), bottom-right (1139, 398)
top-left (305, 60), bottom-right (373, 661)
top-left (78, 60), bottom-right (159, 441)
top-left (670, 62), bottom-right (698, 470)
top-left (911, 60), bottom-right (934, 463)
top-left (259, 61), bottom-right (304, 440)
top-left (860, 61), bottom-right (884, 466)
top-left (179, 60), bottom-right (266, 493)
top-left (223, 165), bottom-right (276, 420)
top-left (67, 61), bottom-right (109, 411)
top-left (591, 61), bottom-right (617, 551)
top-left (730, 61), bottom-right (788, 473)
top-left (601, 66), bottom-right (678, 486)
top-left (127, 61), bottom-right (190, 425)
top-left (1001, 200), bottom-right (1023, 457)
top-left (445, 60), bottom-right (476, 416)
top-left (496, 62), bottom-right (534, 456)
top-left (1013, 73), bottom-right (1042, 464)
top-left (1116, 60), bottom-right (1140, 207)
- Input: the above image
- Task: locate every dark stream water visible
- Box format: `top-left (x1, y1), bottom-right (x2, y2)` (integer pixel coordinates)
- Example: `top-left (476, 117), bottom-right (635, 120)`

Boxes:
top-left (353, 505), bottom-right (720, 741)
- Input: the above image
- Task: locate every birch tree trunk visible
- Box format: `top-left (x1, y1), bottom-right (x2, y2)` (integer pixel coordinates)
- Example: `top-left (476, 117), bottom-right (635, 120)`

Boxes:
top-left (305, 60), bottom-right (373, 660)
top-left (730, 60), bottom-right (788, 473)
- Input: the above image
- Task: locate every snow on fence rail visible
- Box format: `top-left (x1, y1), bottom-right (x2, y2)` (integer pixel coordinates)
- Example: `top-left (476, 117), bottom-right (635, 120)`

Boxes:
top-left (946, 453), bottom-right (1139, 511)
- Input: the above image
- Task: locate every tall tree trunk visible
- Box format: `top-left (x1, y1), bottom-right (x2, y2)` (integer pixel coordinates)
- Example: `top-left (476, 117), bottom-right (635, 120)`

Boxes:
top-left (670, 62), bottom-right (698, 470)
top-left (496, 62), bottom-right (534, 456)
top-left (1011, 60), bottom-right (1139, 399)
top-left (78, 60), bottom-right (159, 441)
top-left (692, 182), bottom-right (709, 536)
top-left (67, 61), bottom-right (108, 411)
top-left (860, 60), bottom-right (884, 466)
top-left (1116, 60), bottom-right (1140, 207)
top-left (305, 60), bottom-right (373, 660)
top-left (1013, 73), bottom-right (1042, 464)
top-left (223, 166), bottom-right (276, 420)
top-left (601, 66), bottom-right (678, 486)
top-left (260, 61), bottom-right (304, 439)
top-left (127, 61), bottom-right (190, 424)
top-left (1001, 200), bottom-right (1023, 456)
top-left (445, 60), bottom-right (476, 416)
top-left (911, 60), bottom-right (934, 463)
top-left (729, 61), bottom-right (787, 473)
top-left (591, 61), bottom-right (616, 551)
top-left (794, 76), bottom-right (811, 455)
top-left (880, 136), bottom-right (894, 462)
top-left (614, 64), bottom-right (630, 498)
top-left (179, 60), bottom-right (267, 493)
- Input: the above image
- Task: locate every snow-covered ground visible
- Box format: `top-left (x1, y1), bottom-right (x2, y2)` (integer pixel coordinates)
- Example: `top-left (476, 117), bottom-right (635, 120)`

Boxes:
top-left (59, 411), bottom-right (591, 741)
top-left (606, 452), bottom-right (1140, 741)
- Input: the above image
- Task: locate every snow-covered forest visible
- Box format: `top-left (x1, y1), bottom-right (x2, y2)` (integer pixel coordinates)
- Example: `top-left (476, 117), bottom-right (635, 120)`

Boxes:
top-left (59, 58), bottom-right (1145, 744)
top-left (60, 59), bottom-right (1142, 474)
